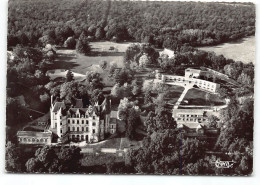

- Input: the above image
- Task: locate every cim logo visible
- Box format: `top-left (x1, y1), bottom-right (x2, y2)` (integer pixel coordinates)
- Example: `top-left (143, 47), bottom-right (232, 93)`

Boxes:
top-left (213, 159), bottom-right (236, 169)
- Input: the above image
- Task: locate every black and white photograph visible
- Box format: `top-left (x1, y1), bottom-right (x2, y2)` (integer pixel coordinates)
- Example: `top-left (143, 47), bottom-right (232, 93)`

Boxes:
top-left (4, 0), bottom-right (256, 177)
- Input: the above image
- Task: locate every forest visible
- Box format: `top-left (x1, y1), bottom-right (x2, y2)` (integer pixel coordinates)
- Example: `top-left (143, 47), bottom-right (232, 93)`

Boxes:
top-left (8, 0), bottom-right (255, 49)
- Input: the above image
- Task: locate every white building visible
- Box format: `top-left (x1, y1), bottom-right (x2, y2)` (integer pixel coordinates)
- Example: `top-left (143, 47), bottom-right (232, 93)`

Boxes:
top-left (17, 131), bottom-right (52, 145)
top-left (50, 98), bottom-right (116, 143)
top-left (159, 48), bottom-right (175, 59)
top-left (156, 68), bottom-right (220, 93)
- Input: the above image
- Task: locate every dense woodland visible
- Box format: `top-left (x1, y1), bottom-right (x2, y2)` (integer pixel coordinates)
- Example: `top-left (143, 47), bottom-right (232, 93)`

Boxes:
top-left (8, 0), bottom-right (255, 49)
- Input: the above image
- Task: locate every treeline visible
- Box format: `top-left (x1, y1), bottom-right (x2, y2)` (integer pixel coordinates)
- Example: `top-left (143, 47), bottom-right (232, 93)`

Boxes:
top-left (8, 0), bottom-right (255, 49)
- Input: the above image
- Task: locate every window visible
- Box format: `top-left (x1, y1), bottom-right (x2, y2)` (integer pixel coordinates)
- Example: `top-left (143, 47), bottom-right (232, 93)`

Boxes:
top-left (93, 116), bottom-right (95, 120)
top-left (77, 114), bottom-right (79, 118)
top-left (45, 139), bottom-right (47, 142)
top-left (72, 127), bottom-right (75, 131)
top-left (68, 127), bottom-right (70, 132)
top-left (82, 120), bottom-right (84, 124)
top-left (68, 119), bottom-right (70, 124)
top-left (60, 122), bottom-right (62, 126)
top-left (86, 127), bottom-right (89, 132)
top-left (77, 127), bottom-right (79, 132)
top-left (77, 120), bottom-right (79, 124)
top-left (72, 120), bottom-right (75, 124)
top-left (93, 129), bottom-right (95, 134)
top-left (60, 129), bottom-right (62, 133)
top-left (82, 127), bottom-right (84, 132)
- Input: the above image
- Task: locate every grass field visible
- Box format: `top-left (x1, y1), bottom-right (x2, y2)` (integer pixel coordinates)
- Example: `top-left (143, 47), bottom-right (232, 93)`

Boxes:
top-left (166, 85), bottom-right (185, 104)
top-left (52, 42), bottom-right (132, 86)
top-left (90, 41), bottom-right (132, 53)
top-left (182, 88), bottom-right (225, 106)
top-left (197, 36), bottom-right (255, 64)
top-left (54, 49), bottom-right (125, 74)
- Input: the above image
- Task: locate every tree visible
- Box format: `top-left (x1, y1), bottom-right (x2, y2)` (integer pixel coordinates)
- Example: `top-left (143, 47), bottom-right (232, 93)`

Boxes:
top-left (85, 71), bottom-right (104, 91)
top-left (113, 68), bottom-right (134, 86)
top-left (40, 93), bottom-right (50, 103)
top-left (95, 27), bottom-right (105, 40)
top-left (131, 79), bottom-right (141, 96)
top-left (237, 72), bottom-right (252, 86)
top-left (5, 142), bottom-right (21, 172)
top-left (66, 70), bottom-right (74, 82)
top-left (90, 89), bottom-right (105, 105)
top-left (76, 32), bottom-right (91, 55)
top-left (25, 146), bottom-right (81, 173)
top-left (64, 37), bottom-right (76, 49)
top-left (100, 60), bottom-right (108, 70)
top-left (111, 83), bottom-right (122, 99)
top-left (60, 82), bottom-right (88, 103)
top-left (144, 91), bottom-right (153, 104)
top-left (126, 108), bottom-right (140, 139)
top-left (139, 54), bottom-right (150, 68)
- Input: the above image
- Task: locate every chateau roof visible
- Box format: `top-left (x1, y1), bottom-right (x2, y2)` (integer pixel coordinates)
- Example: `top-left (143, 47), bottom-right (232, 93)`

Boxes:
top-left (52, 102), bottom-right (65, 112)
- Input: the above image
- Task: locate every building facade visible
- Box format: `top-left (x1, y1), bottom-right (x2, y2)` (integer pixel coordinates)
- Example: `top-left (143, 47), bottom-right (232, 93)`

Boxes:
top-left (50, 98), bottom-right (115, 143)
top-left (172, 109), bottom-right (210, 134)
top-left (17, 131), bottom-right (52, 145)
top-left (156, 68), bottom-right (220, 93)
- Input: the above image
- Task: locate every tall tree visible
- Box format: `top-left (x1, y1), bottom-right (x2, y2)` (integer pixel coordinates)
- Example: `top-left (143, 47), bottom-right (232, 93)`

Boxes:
top-left (5, 142), bottom-right (21, 172)
top-left (66, 70), bottom-right (74, 82)
top-left (76, 32), bottom-right (91, 55)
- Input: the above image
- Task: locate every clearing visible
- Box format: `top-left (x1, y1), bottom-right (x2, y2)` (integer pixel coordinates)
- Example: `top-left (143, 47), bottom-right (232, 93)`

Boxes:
top-left (197, 36), bottom-right (255, 64)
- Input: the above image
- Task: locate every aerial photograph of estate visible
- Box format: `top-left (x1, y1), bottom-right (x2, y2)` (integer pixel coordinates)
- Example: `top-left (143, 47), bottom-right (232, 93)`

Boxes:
top-left (5, 0), bottom-right (255, 175)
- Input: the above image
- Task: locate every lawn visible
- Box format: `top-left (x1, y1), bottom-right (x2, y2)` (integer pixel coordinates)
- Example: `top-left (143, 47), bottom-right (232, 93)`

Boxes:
top-left (83, 137), bottom-right (122, 150)
top-left (54, 49), bottom-right (125, 75)
top-left (182, 88), bottom-right (226, 106)
top-left (52, 41), bottom-right (131, 87)
top-left (166, 85), bottom-right (185, 104)
top-left (90, 41), bottom-right (131, 53)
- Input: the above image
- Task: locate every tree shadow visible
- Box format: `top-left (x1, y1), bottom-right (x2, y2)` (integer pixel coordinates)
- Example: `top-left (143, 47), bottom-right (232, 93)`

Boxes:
top-left (53, 53), bottom-right (80, 70)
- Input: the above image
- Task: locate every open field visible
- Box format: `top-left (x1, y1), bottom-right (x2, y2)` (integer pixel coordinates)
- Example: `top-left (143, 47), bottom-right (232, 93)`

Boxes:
top-left (90, 41), bottom-right (132, 53)
top-left (166, 85), bottom-right (185, 104)
top-left (54, 49), bottom-right (125, 75)
top-left (52, 41), bottom-right (132, 86)
top-left (197, 36), bottom-right (255, 64)
top-left (182, 88), bottom-right (226, 106)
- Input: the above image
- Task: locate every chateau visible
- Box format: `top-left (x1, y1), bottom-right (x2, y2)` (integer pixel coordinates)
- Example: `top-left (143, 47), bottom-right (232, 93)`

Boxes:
top-left (17, 97), bottom-right (117, 144)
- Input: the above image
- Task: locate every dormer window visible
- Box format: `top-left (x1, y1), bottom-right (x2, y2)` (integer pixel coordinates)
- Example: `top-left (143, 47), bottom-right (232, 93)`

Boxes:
top-left (93, 116), bottom-right (95, 120)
